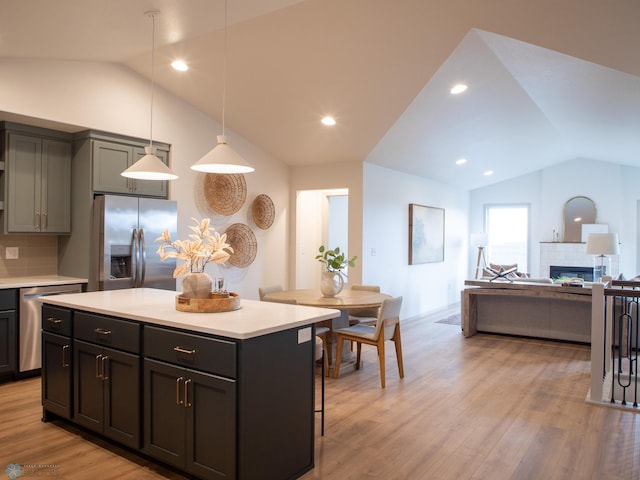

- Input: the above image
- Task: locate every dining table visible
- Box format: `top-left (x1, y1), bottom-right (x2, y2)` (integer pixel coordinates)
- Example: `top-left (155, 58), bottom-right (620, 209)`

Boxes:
top-left (262, 288), bottom-right (391, 375)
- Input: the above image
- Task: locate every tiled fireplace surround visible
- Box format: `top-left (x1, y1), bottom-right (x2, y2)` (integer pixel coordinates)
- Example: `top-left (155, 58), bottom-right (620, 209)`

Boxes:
top-left (540, 242), bottom-right (619, 279)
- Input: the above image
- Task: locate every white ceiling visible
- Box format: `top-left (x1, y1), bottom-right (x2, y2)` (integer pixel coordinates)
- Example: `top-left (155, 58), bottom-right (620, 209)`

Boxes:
top-left (1, 0), bottom-right (639, 190)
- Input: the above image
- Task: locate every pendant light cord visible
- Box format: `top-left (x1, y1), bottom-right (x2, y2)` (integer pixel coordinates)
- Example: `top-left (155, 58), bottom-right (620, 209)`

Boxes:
top-left (222, 0), bottom-right (228, 138)
top-left (149, 11), bottom-right (156, 149)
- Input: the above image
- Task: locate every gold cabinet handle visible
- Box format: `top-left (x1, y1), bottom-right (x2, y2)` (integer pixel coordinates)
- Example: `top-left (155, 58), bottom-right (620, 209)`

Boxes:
top-left (47, 317), bottom-right (63, 324)
top-left (62, 345), bottom-right (70, 367)
top-left (101, 356), bottom-right (109, 380)
top-left (173, 346), bottom-right (196, 355)
top-left (176, 377), bottom-right (184, 405)
top-left (94, 328), bottom-right (112, 336)
top-left (184, 379), bottom-right (192, 408)
top-left (35, 212), bottom-right (40, 230)
top-left (95, 354), bottom-right (103, 378)
top-left (42, 212), bottom-right (47, 230)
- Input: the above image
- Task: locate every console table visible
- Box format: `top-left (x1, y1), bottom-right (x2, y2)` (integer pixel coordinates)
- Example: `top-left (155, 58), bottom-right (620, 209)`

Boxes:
top-left (462, 280), bottom-right (592, 343)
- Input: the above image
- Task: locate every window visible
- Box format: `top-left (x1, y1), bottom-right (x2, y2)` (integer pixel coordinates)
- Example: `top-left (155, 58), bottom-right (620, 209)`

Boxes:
top-left (485, 205), bottom-right (529, 273)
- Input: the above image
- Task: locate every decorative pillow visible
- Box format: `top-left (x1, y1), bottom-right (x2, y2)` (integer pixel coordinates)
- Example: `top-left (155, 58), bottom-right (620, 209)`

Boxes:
top-left (489, 263), bottom-right (517, 272)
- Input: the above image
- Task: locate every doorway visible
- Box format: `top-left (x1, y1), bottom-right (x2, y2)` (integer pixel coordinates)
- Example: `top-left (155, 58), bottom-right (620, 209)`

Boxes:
top-left (295, 189), bottom-right (349, 289)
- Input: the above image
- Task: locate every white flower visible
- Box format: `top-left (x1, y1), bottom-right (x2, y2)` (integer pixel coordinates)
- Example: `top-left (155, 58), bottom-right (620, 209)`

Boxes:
top-left (155, 218), bottom-right (234, 278)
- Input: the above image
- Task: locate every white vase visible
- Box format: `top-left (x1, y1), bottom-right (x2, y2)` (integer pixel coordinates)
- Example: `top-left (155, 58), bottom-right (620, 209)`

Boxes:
top-left (181, 272), bottom-right (213, 299)
top-left (320, 271), bottom-right (344, 297)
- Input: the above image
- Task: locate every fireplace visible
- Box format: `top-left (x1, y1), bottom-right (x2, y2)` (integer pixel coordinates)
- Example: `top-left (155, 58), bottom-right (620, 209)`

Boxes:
top-left (549, 265), bottom-right (594, 281)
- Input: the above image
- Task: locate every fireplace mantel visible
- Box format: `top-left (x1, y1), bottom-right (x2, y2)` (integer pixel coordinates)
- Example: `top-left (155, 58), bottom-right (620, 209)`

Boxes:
top-left (540, 242), bottom-right (619, 278)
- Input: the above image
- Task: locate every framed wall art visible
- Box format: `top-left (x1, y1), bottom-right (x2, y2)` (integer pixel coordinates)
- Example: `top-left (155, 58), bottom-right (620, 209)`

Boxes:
top-left (409, 204), bottom-right (444, 265)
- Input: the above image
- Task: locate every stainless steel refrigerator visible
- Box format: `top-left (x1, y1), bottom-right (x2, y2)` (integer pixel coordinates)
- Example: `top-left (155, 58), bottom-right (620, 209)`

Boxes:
top-left (92, 195), bottom-right (177, 291)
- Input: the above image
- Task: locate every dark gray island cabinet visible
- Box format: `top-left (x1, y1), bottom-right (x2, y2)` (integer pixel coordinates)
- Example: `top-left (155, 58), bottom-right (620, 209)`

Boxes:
top-left (41, 288), bottom-right (339, 480)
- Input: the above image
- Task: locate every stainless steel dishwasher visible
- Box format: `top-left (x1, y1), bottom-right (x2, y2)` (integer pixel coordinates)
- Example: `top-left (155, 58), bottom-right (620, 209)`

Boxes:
top-left (19, 283), bottom-right (83, 374)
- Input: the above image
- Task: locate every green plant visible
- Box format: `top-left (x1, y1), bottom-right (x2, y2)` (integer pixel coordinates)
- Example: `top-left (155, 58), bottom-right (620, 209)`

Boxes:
top-left (315, 245), bottom-right (357, 273)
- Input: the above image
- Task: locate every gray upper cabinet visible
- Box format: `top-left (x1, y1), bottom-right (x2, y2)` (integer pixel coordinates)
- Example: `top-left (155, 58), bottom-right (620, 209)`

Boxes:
top-left (90, 136), bottom-right (169, 198)
top-left (1, 123), bottom-right (72, 234)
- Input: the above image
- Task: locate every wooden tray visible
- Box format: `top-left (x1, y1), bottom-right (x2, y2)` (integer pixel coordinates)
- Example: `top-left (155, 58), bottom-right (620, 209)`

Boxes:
top-left (175, 292), bottom-right (241, 313)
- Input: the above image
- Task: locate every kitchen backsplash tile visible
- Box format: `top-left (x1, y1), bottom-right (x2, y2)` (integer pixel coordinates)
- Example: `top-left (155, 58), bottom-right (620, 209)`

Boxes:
top-left (0, 235), bottom-right (58, 277)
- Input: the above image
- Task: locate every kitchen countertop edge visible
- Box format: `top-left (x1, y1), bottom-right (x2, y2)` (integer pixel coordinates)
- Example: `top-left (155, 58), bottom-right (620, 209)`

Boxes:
top-left (0, 275), bottom-right (88, 289)
top-left (40, 288), bottom-right (340, 340)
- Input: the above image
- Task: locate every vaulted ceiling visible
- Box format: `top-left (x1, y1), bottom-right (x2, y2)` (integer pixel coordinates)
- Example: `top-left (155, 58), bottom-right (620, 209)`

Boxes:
top-left (1, 0), bottom-right (639, 190)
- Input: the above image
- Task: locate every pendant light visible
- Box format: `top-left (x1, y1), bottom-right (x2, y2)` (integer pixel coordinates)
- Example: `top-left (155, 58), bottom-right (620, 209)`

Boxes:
top-left (191, 0), bottom-right (254, 174)
top-left (122, 10), bottom-right (179, 181)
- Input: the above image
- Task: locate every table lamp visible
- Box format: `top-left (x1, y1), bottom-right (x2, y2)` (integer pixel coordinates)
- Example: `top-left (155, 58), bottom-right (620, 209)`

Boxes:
top-left (586, 233), bottom-right (620, 281)
top-left (471, 233), bottom-right (488, 279)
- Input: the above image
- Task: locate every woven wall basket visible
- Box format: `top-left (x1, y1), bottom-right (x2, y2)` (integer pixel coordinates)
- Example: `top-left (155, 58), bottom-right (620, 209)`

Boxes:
top-left (252, 194), bottom-right (275, 230)
top-left (203, 173), bottom-right (247, 216)
top-left (225, 223), bottom-right (258, 268)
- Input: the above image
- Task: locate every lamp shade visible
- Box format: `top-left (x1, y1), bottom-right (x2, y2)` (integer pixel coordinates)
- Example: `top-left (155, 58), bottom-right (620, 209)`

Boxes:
top-left (470, 233), bottom-right (488, 248)
top-left (586, 233), bottom-right (620, 255)
top-left (121, 146), bottom-right (179, 180)
top-left (191, 135), bottom-right (254, 174)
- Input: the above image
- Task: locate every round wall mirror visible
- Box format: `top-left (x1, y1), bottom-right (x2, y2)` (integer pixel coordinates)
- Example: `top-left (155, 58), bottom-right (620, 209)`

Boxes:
top-left (563, 196), bottom-right (597, 242)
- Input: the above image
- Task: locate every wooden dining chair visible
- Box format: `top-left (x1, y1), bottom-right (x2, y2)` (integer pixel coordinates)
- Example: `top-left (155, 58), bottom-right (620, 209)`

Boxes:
top-left (333, 296), bottom-right (404, 388)
top-left (348, 284), bottom-right (381, 326)
top-left (258, 285), bottom-right (283, 300)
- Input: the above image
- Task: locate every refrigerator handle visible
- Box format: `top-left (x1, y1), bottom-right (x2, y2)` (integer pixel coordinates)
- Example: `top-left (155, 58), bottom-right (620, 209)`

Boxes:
top-left (140, 228), bottom-right (147, 287)
top-left (132, 228), bottom-right (140, 288)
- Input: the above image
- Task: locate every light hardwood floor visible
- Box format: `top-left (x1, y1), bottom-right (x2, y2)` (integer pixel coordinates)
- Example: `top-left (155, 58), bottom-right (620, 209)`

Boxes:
top-left (2, 307), bottom-right (639, 480)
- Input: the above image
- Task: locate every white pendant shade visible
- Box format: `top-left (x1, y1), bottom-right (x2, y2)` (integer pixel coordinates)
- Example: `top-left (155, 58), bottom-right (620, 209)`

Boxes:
top-left (191, 135), bottom-right (254, 173)
top-left (122, 146), bottom-right (179, 180)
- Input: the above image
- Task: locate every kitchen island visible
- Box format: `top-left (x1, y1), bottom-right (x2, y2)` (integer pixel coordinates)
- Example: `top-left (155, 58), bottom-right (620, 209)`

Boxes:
top-left (40, 288), bottom-right (339, 480)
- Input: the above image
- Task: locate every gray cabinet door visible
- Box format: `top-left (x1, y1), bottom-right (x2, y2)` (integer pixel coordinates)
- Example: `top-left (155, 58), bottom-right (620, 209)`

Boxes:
top-left (41, 139), bottom-right (72, 232)
top-left (74, 339), bottom-right (141, 449)
top-left (92, 140), bottom-right (133, 194)
top-left (143, 358), bottom-right (236, 480)
top-left (41, 332), bottom-right (72, 419)
top-left (185, 368), bottom-right (236, 480)
top-left (103, 346), bottom-right (141, 449)
top-left (7, 134), bottom-right (39, 232)
top-left (6, 133), bottom-right (71, 233)
top-left (143, 358), bottom-right (186, 469)
top-left (74, 339), bottom-right (103, 430)
top-left (0, 310), bottom-right (16, 375)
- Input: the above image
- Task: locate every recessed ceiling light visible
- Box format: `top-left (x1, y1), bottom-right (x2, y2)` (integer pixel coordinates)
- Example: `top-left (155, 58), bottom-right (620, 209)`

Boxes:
top-left (321, 116), bottom-right (336, 126)
top-left (450, 83), bottom-right (468, 95)
top-left (456, 158), bottom-right (467, 165)
top-left (171, 60), bottom-right (189, 72)
top-left (483, 170), bottom-right (494, 176)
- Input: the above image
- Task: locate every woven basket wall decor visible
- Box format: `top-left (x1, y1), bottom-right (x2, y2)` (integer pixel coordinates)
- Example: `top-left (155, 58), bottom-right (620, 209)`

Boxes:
top-left (203, 173), bottom-right (247, 215)
top-left (252, 194), bottom-right (275, 230)
top-left (225, 223), bottom-right (257, 268)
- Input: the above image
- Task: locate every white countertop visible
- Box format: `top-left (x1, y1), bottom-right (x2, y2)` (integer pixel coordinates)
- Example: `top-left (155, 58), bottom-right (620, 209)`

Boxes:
top-left (40, 288), bottom-right (340, 339)
top-left (0, 275), bottom-right (87, 289)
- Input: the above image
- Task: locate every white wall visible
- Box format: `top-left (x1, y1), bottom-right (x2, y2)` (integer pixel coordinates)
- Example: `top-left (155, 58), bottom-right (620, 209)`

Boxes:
top-left (470, 158), bottom-right (640, 278)
top-left (362, 163), bottom-right (469, 319)
top-left (295, 190), bottom-right (325, 289)
top-left (0, 58), bottom-right (290, 299)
